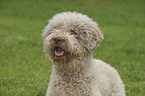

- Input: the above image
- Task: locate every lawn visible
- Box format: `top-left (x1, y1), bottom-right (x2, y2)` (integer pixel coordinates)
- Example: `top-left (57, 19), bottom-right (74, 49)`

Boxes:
top-left (0, 0), bottom-right (145, 96)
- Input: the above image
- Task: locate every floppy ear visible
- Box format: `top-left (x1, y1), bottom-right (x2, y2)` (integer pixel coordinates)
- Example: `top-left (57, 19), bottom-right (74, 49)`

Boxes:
top-left (93, 24), bottom-right (104, 46)
top-left (42, 23), bottom-right (52, 40)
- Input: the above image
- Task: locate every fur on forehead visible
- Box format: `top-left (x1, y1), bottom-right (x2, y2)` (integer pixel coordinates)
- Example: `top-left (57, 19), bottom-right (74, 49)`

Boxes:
top-left (42, 12), bottom-right (103, 46)
top-left (49, 12), bottom-right (93, 26)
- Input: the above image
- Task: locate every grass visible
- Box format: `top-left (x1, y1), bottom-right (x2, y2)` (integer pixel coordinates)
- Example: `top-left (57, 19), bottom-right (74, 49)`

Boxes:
top-left (0, 0), bottom-right (145, 95)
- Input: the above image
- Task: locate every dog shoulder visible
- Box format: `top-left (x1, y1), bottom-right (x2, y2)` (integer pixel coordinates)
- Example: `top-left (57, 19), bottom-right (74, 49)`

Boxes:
top-left (92, 59), bottom-right (119, 75)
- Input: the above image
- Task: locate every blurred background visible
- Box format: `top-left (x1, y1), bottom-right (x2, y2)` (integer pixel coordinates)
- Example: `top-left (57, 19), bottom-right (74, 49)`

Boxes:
top-left (0, 0), bottom-right (145, 95)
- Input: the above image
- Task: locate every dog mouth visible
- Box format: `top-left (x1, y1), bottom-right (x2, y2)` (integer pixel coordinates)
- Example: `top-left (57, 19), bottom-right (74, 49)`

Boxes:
top-left (54, 47), bottom-right (65, 57)
top-left (52, 46), bottom-right (74, 63)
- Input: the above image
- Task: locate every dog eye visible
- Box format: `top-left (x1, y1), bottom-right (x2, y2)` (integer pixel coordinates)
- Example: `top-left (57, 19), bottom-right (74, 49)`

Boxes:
top-left (70, 28), bottom-right (80, 36)
top-left (48, 32), bottom-right (51, 35)
top-left (46, 32), bottom-right (52, 36)
top-left (70, 29), bottom-right (77, 35)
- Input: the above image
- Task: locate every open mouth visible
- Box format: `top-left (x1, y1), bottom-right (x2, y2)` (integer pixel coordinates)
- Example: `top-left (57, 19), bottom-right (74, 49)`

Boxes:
top-left (54, 47), bottom-right (64, 57)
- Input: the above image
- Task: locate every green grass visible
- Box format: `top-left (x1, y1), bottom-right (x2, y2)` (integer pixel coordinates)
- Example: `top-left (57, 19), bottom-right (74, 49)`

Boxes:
top-left (0, 0), bottom-right (145, 95)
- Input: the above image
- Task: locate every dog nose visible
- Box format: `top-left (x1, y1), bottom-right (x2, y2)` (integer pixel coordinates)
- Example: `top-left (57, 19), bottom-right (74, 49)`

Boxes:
top-left (53, 37), bottom-right (64, 43)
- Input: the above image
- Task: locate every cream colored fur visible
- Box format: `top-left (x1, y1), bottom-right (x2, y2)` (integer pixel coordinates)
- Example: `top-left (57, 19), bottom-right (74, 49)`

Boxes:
top-left (42, 12), bottom-right (125, 96)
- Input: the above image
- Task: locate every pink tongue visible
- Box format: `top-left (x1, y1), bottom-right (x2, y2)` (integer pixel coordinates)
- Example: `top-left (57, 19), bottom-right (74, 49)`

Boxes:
top-left (55, 49), bottom-right (64, 56)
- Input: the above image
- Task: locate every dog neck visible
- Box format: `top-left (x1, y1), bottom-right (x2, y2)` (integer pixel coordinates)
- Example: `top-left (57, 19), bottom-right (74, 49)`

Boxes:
top-left (50, 55), bottom-right (94, 95)
top-left (52, 55), bottom-right (93, 76)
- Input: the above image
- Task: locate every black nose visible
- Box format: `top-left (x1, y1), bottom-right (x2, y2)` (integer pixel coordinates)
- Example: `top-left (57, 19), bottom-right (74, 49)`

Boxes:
top-left (53, 37), bottom-right (64, 43)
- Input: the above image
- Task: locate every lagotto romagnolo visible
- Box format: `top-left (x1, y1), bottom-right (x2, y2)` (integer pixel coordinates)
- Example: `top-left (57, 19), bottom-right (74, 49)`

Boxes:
top-left (42, 12), bottom-right (125, 96)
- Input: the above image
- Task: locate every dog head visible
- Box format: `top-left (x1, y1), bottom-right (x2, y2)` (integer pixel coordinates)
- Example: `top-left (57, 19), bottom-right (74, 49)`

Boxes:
top-left (42, 12), bottom-right (103, 65)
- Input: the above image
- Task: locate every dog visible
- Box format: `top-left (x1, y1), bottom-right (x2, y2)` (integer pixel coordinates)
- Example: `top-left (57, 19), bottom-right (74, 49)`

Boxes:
top-left (42, 12), bottom-right (125, 96)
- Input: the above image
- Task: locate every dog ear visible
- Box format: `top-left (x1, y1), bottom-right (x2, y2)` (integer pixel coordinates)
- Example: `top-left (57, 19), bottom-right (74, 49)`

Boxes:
top-left (93, 25), bottom-right (104, 46)
top-left (42, 23), bottom-right (52, 40)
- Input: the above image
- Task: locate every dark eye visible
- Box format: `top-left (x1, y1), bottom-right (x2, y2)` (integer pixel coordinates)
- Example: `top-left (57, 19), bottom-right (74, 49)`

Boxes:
top-left (70, 29), bottom-right (77, 35)
top-left (47, 32), bottom-right (52, 36)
